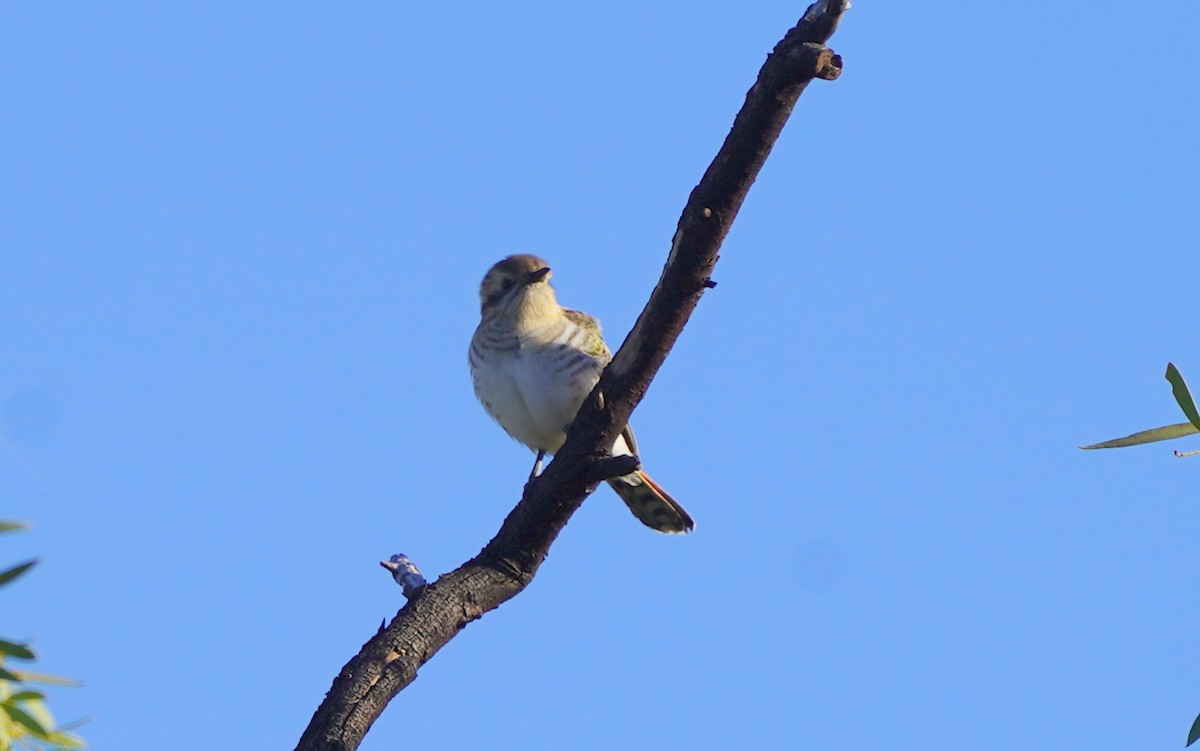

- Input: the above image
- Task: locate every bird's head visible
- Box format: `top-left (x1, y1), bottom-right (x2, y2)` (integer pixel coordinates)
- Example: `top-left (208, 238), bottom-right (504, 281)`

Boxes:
top-left (478, 254), bottom-right (556, 318)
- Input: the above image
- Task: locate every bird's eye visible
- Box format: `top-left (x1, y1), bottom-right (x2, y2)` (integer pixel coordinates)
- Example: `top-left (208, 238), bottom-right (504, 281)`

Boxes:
top-left (484, 277), bottom-right (516, 309)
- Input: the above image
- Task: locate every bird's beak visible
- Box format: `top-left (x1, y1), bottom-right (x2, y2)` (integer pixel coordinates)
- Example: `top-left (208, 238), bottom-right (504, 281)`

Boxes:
top-left (527, 267), bottom-right (551, 284)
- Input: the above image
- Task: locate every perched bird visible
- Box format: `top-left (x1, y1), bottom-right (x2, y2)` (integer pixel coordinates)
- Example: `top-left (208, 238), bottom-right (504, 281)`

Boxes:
top-left (469, 254), bottom-right (694, 534)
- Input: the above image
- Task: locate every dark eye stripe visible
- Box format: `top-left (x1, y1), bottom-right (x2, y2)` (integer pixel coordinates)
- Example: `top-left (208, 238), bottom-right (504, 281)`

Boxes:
top-left (485, 281), bottom-right (512, 308)
top-left (482, 276), bottom-right (519, 309)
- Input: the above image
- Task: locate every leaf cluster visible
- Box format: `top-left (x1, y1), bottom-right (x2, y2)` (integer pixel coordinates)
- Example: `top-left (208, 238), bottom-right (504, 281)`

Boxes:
top-left (0, 522), bottom-right (84, 751)
top-left (1083, 365), bottom-right (1200, 746)
top-left (1081, 363), bottom-right (1200, 456)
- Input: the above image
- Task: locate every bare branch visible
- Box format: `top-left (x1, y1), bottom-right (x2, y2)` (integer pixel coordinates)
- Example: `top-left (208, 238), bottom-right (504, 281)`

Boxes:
top-left (295, 3), bottom-right (848, 749)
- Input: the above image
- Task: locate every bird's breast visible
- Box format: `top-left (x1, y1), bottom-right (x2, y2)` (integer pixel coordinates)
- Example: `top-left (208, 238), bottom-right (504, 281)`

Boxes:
top-left (470, 321), bottom-right (604, 454)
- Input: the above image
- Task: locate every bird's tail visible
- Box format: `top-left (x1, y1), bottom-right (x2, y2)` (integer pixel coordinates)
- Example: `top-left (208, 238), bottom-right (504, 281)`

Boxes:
top-left (608, 470), bottom-right (694, 534)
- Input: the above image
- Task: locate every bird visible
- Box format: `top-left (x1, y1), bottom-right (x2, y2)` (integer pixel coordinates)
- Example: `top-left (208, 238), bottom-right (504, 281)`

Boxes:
top-left (468, 254), bottom-right (694, 534)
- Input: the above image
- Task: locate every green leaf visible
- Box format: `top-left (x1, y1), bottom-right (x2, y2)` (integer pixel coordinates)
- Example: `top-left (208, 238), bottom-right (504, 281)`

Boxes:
top-left (7, 671), bottom-right (82, 687)
top-left (0, 521), bottom-right (28, 534)
top-left (43, 730), bottom-right (87, 749)
top-left (1167, 363), bottom-right (1200, 430)
top-left (3, 690), bottom-right (46, 704)
top-left (0, 559), bottom-right (37, 587)
top-left (1080, 422), bottom-right (1200, 450)
top-left (2, 702), bottom-right (50, 738)
top-left (1188, 711), bottom-right (1200, 746)
top-left (0, 665), bottom-right (20, 681)
top-left (0, 640), bottom-right (36, 661)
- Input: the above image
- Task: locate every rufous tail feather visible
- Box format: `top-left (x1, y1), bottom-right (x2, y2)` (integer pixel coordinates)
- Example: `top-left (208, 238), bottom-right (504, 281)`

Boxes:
top-left (607, 470), bottom-right (694, 534)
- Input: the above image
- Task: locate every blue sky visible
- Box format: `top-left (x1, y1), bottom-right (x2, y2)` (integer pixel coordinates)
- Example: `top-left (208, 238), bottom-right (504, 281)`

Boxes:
top-left (3, 2), bottom-right (1199, 749)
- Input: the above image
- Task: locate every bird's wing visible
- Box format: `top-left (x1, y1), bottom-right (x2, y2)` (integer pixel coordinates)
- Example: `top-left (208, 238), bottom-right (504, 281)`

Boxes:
top-left (563, 308), bottom-right (612, 365)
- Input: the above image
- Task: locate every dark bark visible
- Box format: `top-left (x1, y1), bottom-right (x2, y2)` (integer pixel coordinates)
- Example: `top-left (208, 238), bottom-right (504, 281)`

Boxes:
top-left (295, 3), bottom-right (847, 749)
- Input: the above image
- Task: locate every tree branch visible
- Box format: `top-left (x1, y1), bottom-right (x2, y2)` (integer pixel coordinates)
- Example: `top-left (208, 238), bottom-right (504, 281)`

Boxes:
top-left (295, 3), bottom-right (847, 749)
